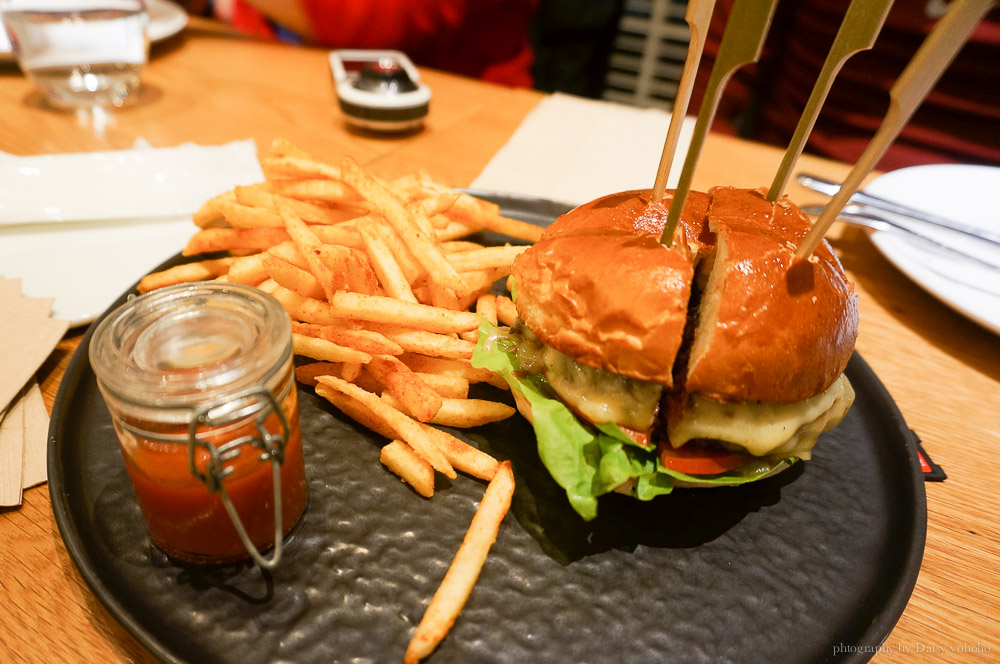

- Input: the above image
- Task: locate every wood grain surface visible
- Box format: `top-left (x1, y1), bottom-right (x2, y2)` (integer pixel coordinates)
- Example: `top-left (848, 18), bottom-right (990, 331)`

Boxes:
top-left (1, 16), bottom-right (997, 664)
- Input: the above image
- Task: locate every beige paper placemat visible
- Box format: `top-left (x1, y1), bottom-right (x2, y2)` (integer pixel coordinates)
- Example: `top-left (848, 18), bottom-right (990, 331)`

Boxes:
top-left (0, 278), bottom-right (69, 506)
top-left (21, 382), bottom-right (49, 489)
top-left (0, 280), bottom-right (68, 410)
top-left (471, 93), bottom-right (696, 206)
top-left (0, 389), bottom-right (26, 506)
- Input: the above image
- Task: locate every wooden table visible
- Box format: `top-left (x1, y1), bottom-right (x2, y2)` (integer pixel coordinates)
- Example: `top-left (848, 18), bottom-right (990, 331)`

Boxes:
top-left (2, 18), bottom-right (998, 664)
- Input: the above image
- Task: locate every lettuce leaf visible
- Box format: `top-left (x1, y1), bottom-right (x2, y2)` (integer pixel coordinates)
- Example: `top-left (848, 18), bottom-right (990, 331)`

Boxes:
top-left (472, 321), bottom-right (791, 520)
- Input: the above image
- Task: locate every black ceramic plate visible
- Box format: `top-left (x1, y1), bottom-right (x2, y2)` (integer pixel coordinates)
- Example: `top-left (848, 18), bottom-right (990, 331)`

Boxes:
top-left (49, 192), bottom-right (926, 664)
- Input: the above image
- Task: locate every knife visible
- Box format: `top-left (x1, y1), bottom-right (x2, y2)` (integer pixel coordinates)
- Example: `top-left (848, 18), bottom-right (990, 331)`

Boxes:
top-left (801, 204), bottom-right (1000, 271)
top-left (798, 173), bottom-right (1000, 246)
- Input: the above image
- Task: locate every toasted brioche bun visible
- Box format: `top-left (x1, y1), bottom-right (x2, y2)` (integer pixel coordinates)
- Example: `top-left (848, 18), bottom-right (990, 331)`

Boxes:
top-left (513, 231), bottom-right (693, 387)
top-left (511, 187), bottom-right (858, 403)
top-left (540, 188), bottom-right (714, 258)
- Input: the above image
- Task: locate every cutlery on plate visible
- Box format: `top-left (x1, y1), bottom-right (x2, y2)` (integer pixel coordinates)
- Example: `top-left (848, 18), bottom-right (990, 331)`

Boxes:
top-left (797, 173), bottom-right (1000, 246)
top-left (801, 204), bottom-right (1000, 271)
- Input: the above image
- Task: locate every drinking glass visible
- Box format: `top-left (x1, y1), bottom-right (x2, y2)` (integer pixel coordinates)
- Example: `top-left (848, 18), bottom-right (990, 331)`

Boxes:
top-left (1, 0), bottom-right (149, 108)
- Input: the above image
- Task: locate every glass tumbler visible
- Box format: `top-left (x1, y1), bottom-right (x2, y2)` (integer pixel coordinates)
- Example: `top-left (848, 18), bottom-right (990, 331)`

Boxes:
top-left (1, 0), bottom-right (149, 108)
top-left (89, 282), bottom-right (309, 567)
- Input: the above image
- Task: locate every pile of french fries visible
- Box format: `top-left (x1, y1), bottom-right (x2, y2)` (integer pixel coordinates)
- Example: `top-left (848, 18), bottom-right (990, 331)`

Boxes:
top-left (138, 138), bottom-right (540, 662)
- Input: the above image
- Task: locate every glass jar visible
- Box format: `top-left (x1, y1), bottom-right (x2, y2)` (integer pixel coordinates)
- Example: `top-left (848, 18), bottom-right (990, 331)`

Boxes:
top-left (89, 282), bottom-right (308, 567)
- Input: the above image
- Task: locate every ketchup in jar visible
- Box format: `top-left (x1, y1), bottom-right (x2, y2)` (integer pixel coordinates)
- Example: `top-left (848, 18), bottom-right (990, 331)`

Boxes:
top-left (89, 282), bottom-right (308, 567)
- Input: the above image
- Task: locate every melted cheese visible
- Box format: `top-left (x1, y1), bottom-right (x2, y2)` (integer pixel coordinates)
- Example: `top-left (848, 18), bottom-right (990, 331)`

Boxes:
top-left (543, 346), bottom-right (663, 430)
top-left (507, 320), bottom-right (662, 430)
top-left (668, 374), bottom-right (855, 458)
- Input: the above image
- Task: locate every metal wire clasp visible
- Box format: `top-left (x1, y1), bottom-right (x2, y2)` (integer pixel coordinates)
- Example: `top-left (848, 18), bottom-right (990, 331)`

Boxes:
top-left (187, 386), bottom-right (290, 569)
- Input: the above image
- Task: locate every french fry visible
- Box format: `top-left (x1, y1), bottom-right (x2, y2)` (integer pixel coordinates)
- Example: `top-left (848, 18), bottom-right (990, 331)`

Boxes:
top-left (267, 284), bottom-right (343, 325)
top-left (268, 137), bottom-right (316, 160)
top-left (476, 292), bottom-right (498, 326)
top-left (315, 244), bottom-right (380, 295)
top-left (403, 461), bottom-right (513, 664)
top-left (342, 156), bottom-right (471, 297)
top-left (255, 278), bottom-right (279, 295)
top-left (381, 440), bottom-right (435, 498)
top-left (269, 178), bottom-right (364, 206)
top-left (292, 321), bottom-right (403, 356)
top-left (374, 222), bottom-right (426, 286)
top-left (315, 375), bottom-right (456, 479)
top-left (460, 292), bottom-right (496, 343)
top-left (182, 227), bottom-right (289, 256)
top-left (263, 253), bottom-right (326, 299)
top-left (445, 245), bottom-right (529, 273)
top-left (367, 355), bottom-right (443, 423)
top-left (410, 192), bottom-right (460, 218)
top-left (308, 223), bottom-right (366, 250)
top-left (382, 393), bottom-right (514, 428)
top-left (416, 425), bottom-right (500, 482)
top-left (352, 367), bottom-right (385, 394)
top-left (223, 253), bottom-right (268, 286)
top-left (356, 217), bottom-right (418, 303)
top-left (266, 240), bottom-right (308, 269)
top-left (294, 361), bottom-right (342, 386)
top-left (277, 198), bottom-right (345, 300)
top-left (259, 155), bottom-right (342, 181)
top-left (435, 220), bottom-right (480, 242)
top-left (398, 354), bottom-right (506, 389)
top-left (222, 201), bottom-right (285, 228)
top-left (314, 382), bottom-right (397, 440)
top-left (193, 190), bottom-right (236, 228)
top-left (329, 291), bottom-right (480, 334)
top-left (292, 333), bottom-right (372, 364)
top-left (459, 268), bottom-right (507, 295)
top-left (425, 281), bottom-right (463, 311)
top-left (366, 324), bottom-right (477, 361)
top-left (439, 241), bottom-right (486, 254)
top-left (235, 185), bottom-right (364, 225)
top-left (295, 360), bottom-right (362, 385)
top-left (137, 257), bottom-right (237, 293)
top-left (450, 193), bottom-right (543, 243)
top-left (496, 295), bottom-right (518, 327)
top-left (413, 372), bottom-right (470, 399)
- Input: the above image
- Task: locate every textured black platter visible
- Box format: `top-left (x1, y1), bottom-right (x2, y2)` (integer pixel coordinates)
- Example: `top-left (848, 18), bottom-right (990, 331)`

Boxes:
top-left (49, 192), bottom-right (926, 664)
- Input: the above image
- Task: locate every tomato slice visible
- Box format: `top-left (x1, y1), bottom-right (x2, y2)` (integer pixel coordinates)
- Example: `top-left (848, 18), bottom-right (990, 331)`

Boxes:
top-left (618, 425), bottom-right (652, 449)
top-left (658, 442), bottom-right (755, 475)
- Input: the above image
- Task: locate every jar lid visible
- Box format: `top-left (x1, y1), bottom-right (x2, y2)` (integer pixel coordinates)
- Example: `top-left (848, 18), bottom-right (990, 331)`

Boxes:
top-left (89, 282), bottom-right (291, 408)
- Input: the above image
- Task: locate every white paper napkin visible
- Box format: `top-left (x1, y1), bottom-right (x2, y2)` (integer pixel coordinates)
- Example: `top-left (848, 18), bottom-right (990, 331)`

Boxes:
top-left (0, 139), bottom-right (265, 325)
top-left (471, 93), bottom-right (695, 206)
top-left (0, 139), bottom-right (263, 225)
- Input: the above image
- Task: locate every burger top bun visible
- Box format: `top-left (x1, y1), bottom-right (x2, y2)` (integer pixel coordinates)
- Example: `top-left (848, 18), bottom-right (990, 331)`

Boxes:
top-left (513, 230), bottom-right (693, 387)
top-left (686, 189), bottom-right (858, 403)
top-left (511, 187), bottom-right (858, 402)
top-left (540, 188), bottom-right (714, 257)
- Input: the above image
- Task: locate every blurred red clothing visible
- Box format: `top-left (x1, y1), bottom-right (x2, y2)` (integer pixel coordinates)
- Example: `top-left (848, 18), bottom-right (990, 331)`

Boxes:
top-left (216, 0), bottom-right (537, 88)
top-left (691, 0), bottom-right (1000, 171)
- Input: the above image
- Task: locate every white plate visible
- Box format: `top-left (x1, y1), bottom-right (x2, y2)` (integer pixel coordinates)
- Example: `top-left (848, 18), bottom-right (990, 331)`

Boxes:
top-left (0, 0), bottom-right (188, 61)
top-left (865, 164), bottom-right (1000, 335)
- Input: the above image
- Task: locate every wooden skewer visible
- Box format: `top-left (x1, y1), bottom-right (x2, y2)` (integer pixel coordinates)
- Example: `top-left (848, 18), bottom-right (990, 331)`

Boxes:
top-left (659, 0), bottom-right (781, 247)
top-left (651, 0), bottom-right (717, 203)
top-left (766, 0), bottom-right (894, 202)
top-left (796, 0), bottom-right (996, 259)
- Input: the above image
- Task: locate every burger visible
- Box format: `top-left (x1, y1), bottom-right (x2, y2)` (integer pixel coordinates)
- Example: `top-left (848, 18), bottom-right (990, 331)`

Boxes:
top-left (472, 187), bottom-right (858, 520)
